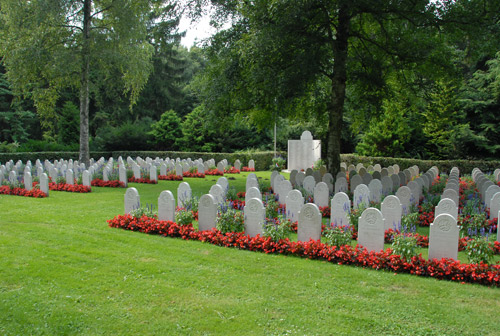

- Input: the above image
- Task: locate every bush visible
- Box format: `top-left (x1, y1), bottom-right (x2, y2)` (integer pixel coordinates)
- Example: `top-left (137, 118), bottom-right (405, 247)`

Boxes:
top-left (465, 236), bottom-right (494, 264)
top-left (391, 234), bottom-right (419, 261)
top-left (262, 216), bottom-right (292, 242)
top-left (216, 207), bottom-right (245, 234)
top-left (324, 225), bottom-right (352, 247)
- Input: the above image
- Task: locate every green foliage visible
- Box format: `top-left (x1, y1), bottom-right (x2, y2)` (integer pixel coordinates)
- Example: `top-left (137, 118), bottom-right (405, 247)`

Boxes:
top-left (130, 203), bottom-right (156, 219)
top-left (179, 105), bottom-right (216, 152)
top-left (57, 102), bottom-right (79, 145)
top-left (93, 120), bottom-right (153, 151)
top-left (391, 234), bottom-right (419, 261)
top-left (175, 209), bottom-right (194, 226)
top-left (265, 197), bottom-right (280, 219)
top-left (269, 157), bottom-right (286, 172)
top-left (465, 236), bottom-right (494, 265)
top-left (324, 225), bottom-right (352, 248)
top-left (216, 208), bottom-right (244, 234)
top-left (262, 216), bottom-right (292, 243)
top-left (348, 204), bottom-right (365, 231)
top-left (148, 110), bottom-right (182, 150)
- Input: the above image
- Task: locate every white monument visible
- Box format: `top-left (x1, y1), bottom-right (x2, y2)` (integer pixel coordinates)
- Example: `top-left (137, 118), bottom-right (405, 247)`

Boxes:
top-left (287, 131), bottom-right (321, 171)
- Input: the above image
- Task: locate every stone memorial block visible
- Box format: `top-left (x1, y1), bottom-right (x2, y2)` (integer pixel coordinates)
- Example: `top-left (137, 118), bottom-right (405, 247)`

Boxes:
top-left (209, 184), bottom-right (225, 205)
top-left (8, 170), bottom-right (17, 185)
top-left (37, 167), bottom-right (44, 178)
top-left (133, 164), bottom-right (141, 179)
top-left (489, 192), bottom-right (500, 220)
top-left (245, 187), bottom-right (262, 203)
top-left (65, 169), bottom-right (74, 185)
top-left (234, 159), bottom-right (241, 171)
top-left (119, 166), bottom-right (127, 187)
top-left (297, 203), bottom-right (322, 242)
top-left (368, 179), bottom-right (383, 204)
top-left (435, 198), bottom-right (458, 221)
top-left (356, 163), bottom-right (365, 172)
top-left (396, 186), bottom-right (412, 215)
top-left (82, 170), bottom-right (91, 187)
top-left (24, 172), bottom-right (32, 191)
top-left (340, 162), bottom-right (347, 170)
top-left (398, 172), bottom-right (407, 186)
top-left (336, 171), bottom-right (346, 180)
top-left (244, 198), bottom-right (266, 237)
top-left (358, 208), bottom-right (385, 253)
top-left (335, 177), bottom-right (348, 194)
top-left (286, 189), bottom-right (304, 223)
top-left (158, 190), bottom-right (176, 222)
top-left (372, 171), bottom-right (381, 180)
top-left (198, 194), bottom-right (217, 231)
top-left (103, 167), bottom-right (110, 181)
top-left (270, 171), bottom-right (279, 190)
top-left (160, 163), bottom-right (167, 176)
top-left (330, 192), bottom-right (351, 227)
top-left (380, 168), bottom-right (389, 177)
top-left (350, 174), bottom-right (363, 193)
top-left (248, 159), bottom-right (255, 170)
top-left (393, 164), bottom-right (400, 174)
top-left (216, 161), bottom-right (225, 173)
top-left (217, 177), bottom-right (229, 195)
top-left (498, 213), bottom-right (500, 243)
top-left (403, 170), bottom-right (411, 183)
top-left (428, 214), bottom-right (459, 260)
top-left (303, 175), bottom-right (316, 195)
top-left (124, 187), bottom-right (140, 214)
top-left (287, 131), bottom-right (321, 171)
top-left (313, 170), bottom-right (322, 183)
top-left (373, 164), bottom-right (382, 172)
top-left (175, 163), bottom-right (183, 177)
top-left (40, 173), bottom-right (49, 195)
top-left (358, 167), bottom-right (367, 176)
top-left (149, 165), bottom-right (158, 182)
top-left (353, 184), bottom-right (370, 209)
top-left (247, 172), bottom-right (257, 180)
top-left (314, 182), bottom-right (329, 208)
top-left (407, 180), bottom-right (421, 206)
top-left (177, 182), bottom-right (192, 208)
top-left (387, 166), bottom-right (394, 176)
top-left (305, 168), bottom-right (314, 176)
top-left (381, 195), bottom-right (402, 231)
top-left (322, 173), bottom-right (334, 193)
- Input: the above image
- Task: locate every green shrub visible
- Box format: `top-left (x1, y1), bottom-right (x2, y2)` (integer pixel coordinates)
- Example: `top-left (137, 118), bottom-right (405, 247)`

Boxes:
top-left (216, 208), bottom-right (245, 234)
top-left (262, 216), bottom-right (292, 242)
top-left (391, 234), bottom-right (419, 261)
top-left (175, 209), bottom-right (194, 226)
top-left (324, 225), bottom-right (352, 247)
top-left (465, 236), bottom-right (494, 264)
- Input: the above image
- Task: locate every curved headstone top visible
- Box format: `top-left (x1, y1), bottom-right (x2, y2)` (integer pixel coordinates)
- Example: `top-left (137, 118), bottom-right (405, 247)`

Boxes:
top-left (300, 131), bottom-right (313, 140)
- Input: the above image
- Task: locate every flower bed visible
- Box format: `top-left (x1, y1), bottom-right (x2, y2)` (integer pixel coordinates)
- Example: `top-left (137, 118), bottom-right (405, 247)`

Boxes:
top-left (49, 182), bottom-right (91, 193)
top-left (0, 185), bottom-right (47, 198)
top-left (224, 167), bottom-right (240, 174)
top-left (91, 179), bottom-right (125, 188)
top-left (128, 177), bottom-right (158, 184)
top-left (107, 214), bottom-right (500, 287)
top-left (183, 172), bottom-right (205, 178)
top-left (158, 174), bottom-right (183, 181)
top-left (205, 169), bottom-right (224, 176)
top-left (241, 167), bottom-right (255, 172)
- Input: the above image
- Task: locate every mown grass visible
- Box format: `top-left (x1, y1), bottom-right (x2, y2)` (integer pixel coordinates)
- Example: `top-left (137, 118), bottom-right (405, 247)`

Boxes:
top-left (1, 171), bottom-right (500, 335)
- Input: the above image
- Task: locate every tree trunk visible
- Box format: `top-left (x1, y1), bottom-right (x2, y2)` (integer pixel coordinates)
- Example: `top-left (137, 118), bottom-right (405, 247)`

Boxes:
top-left (327, 3), bottom-right (350, 178)
top-left (79, 0), bottom-right (91, 167)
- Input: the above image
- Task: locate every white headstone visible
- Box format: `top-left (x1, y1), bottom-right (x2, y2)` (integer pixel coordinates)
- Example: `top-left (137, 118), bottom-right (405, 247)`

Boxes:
top-left (245, 187), bottom-right (262, 203)
top-left (82, 170), bottom-right (91, 187)
top-left (381, 195), bottom-right (402, 231)
top-left (248, 159), bottom-right (255, 170)
top-left (297, 203), bottom-right (322, 242)
top-left (209, 184), bottom-right (225, 205)
top-left (177, 182), bottom-right (192, 209)
top-left (442, 188), bottom-right (459, 207)
top-left (330, 192), bottom-right (351, 228)
top-left (65, 169), bottom-right (74, 185)
top-left (395, 186), bottom-right (412, 215)
top-left (435, 198), bottom-right (458, 221)
top-left (246, 176), bottom-right (260, 191)
top-left (313, 182), bottom-right (329, 208)
top-left (368, 179), bottom-right (383, 204)
top-left (278, 179), bottom-right (293, 205)
top-left (335, 177), bottom-right (348, 194)
top-left (124, 188), bottom-right (140, 214)
top-left (285, 189), bottom-right (304, 223)
top-left (157, 190), bottom-right (176, 222)
top-left (303, 176), bottom-right (316, 195)
top-left (244, 198), bottom-right (266, 237)
top-left (428, 213), bottom-right (459, 260)
top-left (353, 184), bottom-right (370, 209)
top-left (199, 194), bottom-right (218, 231)
top-left (489, 192), bottom-right (500, 221)
top-left (24, 172), bottom-right (32, 191)
top-left (358, 207), bottom-right (385, 253)
top-left (350, 174), bottom-right (363, 193)
top-left (150, 165), bottom-right (157, 182)
top-left (216, 177), bottom-right (229, 195)
top-left (40, 173), bottom-right (49, 196)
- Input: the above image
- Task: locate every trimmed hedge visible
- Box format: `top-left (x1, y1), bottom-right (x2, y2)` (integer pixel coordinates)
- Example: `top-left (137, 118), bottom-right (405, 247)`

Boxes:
top-left (2, 151), bottom-right (499, 174)
top-left (0, 151), bottom-right (279, 172)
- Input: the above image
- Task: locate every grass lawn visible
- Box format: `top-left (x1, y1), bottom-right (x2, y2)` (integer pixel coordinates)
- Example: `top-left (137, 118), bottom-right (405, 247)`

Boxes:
top-left (1, 171), bottom-right (500, 335)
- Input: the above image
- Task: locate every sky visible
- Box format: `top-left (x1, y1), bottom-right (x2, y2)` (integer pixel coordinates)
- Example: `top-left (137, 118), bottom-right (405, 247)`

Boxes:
top-left (178, 13), bottom-right (219, 48)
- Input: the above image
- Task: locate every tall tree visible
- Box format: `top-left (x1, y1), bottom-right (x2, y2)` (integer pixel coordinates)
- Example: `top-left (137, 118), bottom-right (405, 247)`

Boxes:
top-left (0, 0), bottom-right (176, 165)
top-left (196, 0), bottom-right (444, 176)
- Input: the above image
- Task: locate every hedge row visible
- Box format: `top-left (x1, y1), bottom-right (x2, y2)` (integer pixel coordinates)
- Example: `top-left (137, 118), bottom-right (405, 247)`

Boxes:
top-left (340, 154), bottom-right (500, 175)
top-left (0, 151), bottom-right (279, 172)
top-left (2, 151), bottom-right (499, 174)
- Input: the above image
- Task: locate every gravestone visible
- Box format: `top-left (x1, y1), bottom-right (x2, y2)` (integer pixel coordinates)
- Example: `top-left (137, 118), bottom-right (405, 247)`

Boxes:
top-left (295, 172), bottom-right (306, 187)
top-left (485, 185), bottom-right (500, 208)
top-left (150, 165), bottom-right (157, 182)
top-left (313, 170), bottom-right (322, 183)
top-left (278, 179), bottom-right (293, 205)
top-left (314, 182), bottom-right (329, 208)
top-left (336, 171), bottom-right (346, 180)
top-left (198, 194), bottom-right (217, 231)
top-left (133, 164), bottom-right (141, 179)
top-left (372, 171), bottom-right (381, 180)
top-left (234, 159), bottom-right (241, 171)
top-left (119, 166), bottom-right (127, 187)
top-left (270, 171), bottom-right (279, 190)
top-left (285, 189), bottom-right (304, 223)
top-left (248, 159), bottom-right (255, 170)
top-left (350, 174), bottom-right (363, 193)
top-left (322, 173), bottom-right (334, 193)
top-left (40, 173), bottom-right (49, 196)
top-left (103, 167), bottom-right (110, 181)
top-left (197, 162), bottom-right (205, 174)
top-left (398, 172), bottom-right (407, 186)
top-left (362, 173), bottom-right (372, 186)
top-left (244, 198), bottom-right (266, 237)
top-left (373, 164), bottom-right (382, 172)
top-left (124, 188), bottom-right (140, 214)
top-left (435, 198), bottom-right (458, 221)
top-left (490, 192), bottom-right (500, 220)
top-left (158, 190), bottom-right (176, 222)
top-left (65, 169), bottom-right (74, 185)
top-left (246, 177), bottom-right (260, 191)
top-left (334, 177), bottom-right (348, 194)
top-left (353, 184), bottom-right (370, 209)
top-left (245, 187), bottom-right (262, 203)
top-left (290, 170), bottom-right (298, 187)
top-left (297, 203), bottom-right (322, 242)
top-left (368, 179), bottom-right (382, 204)
top-left (396, 186), bottom-right (411, 215)
top-left (24, 172), bottom-right (32, 191)
top-left (303, 176), bottom-right (316, 195)
top-left (8, 170), bottom-right (17, 185)
top-left (177, 182), bottom-right (192, 208)
top-left (428, 213), bottom-right (459, 260)
top-left (358, 208), bottom-right (385, 252)
top-left (82, 170), bottom-right (91, 187)
top-left (381, 176), bottom-right (393, 196)
top-left (209, 184), bottom-right (225, 205)
top-left (330, 192), bottom-right (351, 227)
top-left (305, 168), bottom-right (314, 176)
top-left (407, 180), bottom-right (421, 206)
top-left (381, 168), bottom-right (389, 177)
top-left (175, 163), bottom-right (183, 177)
top-left (217, 177), bottom-right (229, 196)
top-left (442, 188), bottom-right (459, 207)
top-left (287, 131), bottom-right (321, 171)
top-left (381, 195), bottom-right (402, 231)
top-left (160, 163), bottom-right (167, 176)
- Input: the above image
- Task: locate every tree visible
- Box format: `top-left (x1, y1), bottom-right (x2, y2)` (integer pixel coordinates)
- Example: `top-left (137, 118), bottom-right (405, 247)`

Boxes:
top-left (148, 109), bottom-right (182, 150)
top-left (196, 0), bottom-right (445, 176)
top-left (0, 0), bottom-right (176, 165)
